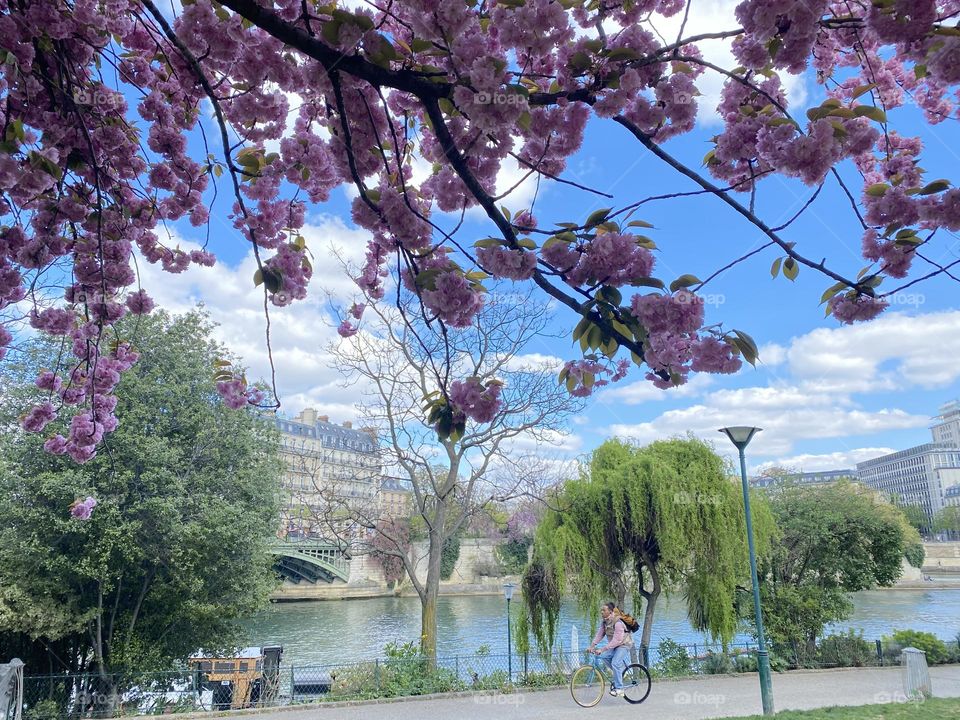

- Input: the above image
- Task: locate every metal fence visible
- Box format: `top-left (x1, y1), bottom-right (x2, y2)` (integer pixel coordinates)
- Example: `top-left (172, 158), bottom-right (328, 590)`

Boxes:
top-left (16, 636), bottom-right (960, 718)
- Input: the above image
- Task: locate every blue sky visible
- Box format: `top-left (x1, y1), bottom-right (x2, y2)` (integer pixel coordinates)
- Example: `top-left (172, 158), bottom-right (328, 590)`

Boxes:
top-left (142, 0), bottom-right (960, 474)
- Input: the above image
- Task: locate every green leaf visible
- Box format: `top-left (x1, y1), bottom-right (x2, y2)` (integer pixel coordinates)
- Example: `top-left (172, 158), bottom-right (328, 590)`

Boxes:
top-left (585, 208), bottom-right (612, 227)
top-left (669, 274), bottom-right (700, 292)
top-left (770, 257), bottom-right (782, 278)
top-left (465, 270), bottom-right (489, 281)
top-left (606, 47), bottom-right (641, 62)
top-left (865, 183), bottom-right (889, 197)
top-left (627, 220), bottom-right (654, 229)
top-left (851, 83), bottom-right (877, 100)
top-left (783, 257), bottom-right (799, 281)
top-left (261, 268), bottom-right (283, 294)
top-left (517, 237), bottom-right (537, 250)
top-left (572, 317), bottom-right (591, 341)
top-left (731, 330), bottom-right (759, 366)
top-left (918, 179), bottom-right (950, 195)
top-left (321, 19), bottom-right (341, 45)
top-left (852, 105), bottom-right (887, 123)
top-left (819, 282), bottom-right (847, 305)
top-left (474, 238), bottom-right (504, 249)
top-left (414, 268), bottom-right (443, 291)
top-left (914, 64), bottom-right (927, 80)
top-left (630, 277), bottom-right (666, 290)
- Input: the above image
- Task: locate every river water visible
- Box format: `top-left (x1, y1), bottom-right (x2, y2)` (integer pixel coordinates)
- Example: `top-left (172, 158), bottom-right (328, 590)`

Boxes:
top-left (240, 589), bottom-right (960, 667)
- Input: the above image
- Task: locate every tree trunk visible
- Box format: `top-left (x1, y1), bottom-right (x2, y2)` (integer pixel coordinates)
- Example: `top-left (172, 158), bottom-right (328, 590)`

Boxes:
top-left (638, 561), bottom-right (661, 666)
top-left (420, 524), bottom-right (445, 668)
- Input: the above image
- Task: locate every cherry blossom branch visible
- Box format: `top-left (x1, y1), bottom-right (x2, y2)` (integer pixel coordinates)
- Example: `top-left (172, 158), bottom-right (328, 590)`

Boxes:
top-left (612, 116), bottom-right (868, 293)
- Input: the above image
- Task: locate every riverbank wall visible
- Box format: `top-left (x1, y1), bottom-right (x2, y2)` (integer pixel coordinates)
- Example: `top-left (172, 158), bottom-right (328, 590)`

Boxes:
top-left (270, 540), bottom-right (960, 601)
top-left (270, 538), bottom-right (515, 601)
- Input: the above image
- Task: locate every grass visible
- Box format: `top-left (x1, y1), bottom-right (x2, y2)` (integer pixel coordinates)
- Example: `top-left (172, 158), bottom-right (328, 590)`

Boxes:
top-left (731, 697), bottom-right (960, 720)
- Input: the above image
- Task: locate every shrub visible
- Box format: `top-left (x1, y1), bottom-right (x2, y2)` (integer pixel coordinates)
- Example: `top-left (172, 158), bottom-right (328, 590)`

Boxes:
top-left (472, 559), bottom-right (503, 578)
top-left (884, 630), bottom-right (949, 664)
top-left (24, 700), bottom-right (61, 720)
top-left (495, 538), bottom-right (532, 574)
top-left (818, 630), bottom-right (874, 668)
top-left (701, 652), bottom-right (736, 675)
top-left (734, 653), bottom-right (758, 673)
top-left (441, 535), bottom-right (462, 580)
top-left (653, 638), bottom-right (693, 677)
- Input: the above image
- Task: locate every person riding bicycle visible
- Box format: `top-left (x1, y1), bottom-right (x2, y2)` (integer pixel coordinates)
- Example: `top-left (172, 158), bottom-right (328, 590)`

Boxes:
top-left (587, 601), bottom-right (634, 697)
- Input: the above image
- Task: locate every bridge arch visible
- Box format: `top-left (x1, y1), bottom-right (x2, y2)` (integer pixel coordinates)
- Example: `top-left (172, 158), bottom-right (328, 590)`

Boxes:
top-left (269, 540), bottom-right (351, 584)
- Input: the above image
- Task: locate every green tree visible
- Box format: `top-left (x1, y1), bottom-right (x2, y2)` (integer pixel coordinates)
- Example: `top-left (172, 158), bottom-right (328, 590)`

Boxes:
top-left (934, 506), bottom-right (960, 539)
top-left (890, 494), bottom-right (931, 536)
top-left (520, 437), bottom-right (774, 655)
top-left (758, 481), bottom-right (923, 657)
top-left (0, 310), bottom-right (281, 715)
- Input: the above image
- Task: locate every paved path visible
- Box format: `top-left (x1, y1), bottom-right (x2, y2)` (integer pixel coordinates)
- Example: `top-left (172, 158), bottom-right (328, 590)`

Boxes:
top-left (201, 665), bottom-right (960, 720)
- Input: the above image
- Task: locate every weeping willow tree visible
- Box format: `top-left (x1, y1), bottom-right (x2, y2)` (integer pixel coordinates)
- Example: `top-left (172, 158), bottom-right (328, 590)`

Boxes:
top-left (518, 437), bottom-right (775, 657)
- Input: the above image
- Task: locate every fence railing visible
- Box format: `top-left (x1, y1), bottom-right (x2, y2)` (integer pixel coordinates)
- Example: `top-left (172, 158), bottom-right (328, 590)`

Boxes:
top-left (17, 636), bottom-right (960, 718)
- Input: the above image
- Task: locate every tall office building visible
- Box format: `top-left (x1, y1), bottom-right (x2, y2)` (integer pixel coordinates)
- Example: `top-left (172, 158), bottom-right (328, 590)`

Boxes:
top-left (856, 443), bottom-right (960, 520)
top-left (932, 399), bottom-right (960, 446)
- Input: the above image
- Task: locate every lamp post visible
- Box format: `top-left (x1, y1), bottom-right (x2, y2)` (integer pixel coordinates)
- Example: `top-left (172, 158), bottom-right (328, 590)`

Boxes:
top-left (719, 426), bottom-right (774, 716)
top-left (503, 582), bottom-right (515, 684)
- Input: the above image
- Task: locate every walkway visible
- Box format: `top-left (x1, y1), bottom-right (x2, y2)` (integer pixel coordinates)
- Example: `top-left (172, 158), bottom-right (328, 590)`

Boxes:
top-left (202, 665), bottom-right (960, 720)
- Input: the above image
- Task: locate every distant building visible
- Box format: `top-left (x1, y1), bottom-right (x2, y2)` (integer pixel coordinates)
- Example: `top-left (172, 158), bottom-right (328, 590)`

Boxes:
top-left (379, 476), bottom-right (412, 519)
top-left (931, 400), bottom-right (960, 446)
top-left (945, 484), bottom-right (960, 509)
top-left (750, 469), bottom-right (857, 488)
top-left (275, 408), bottom-right (381, 536)
top-left (856, 443), bottom-right (960, 520)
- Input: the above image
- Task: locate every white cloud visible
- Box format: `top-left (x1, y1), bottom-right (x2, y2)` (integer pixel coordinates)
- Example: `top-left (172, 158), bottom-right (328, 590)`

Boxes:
top-left (785, 310), bottom-right (960, 394)
top-left (501, 352), bottom-right (565, 372)
top-left (608, 384), bottom-right (928, 457)
top-left (135, 217), bottom-right (369, 422)
top-left (603, 308), bottom-right (960, 459)
top-left (755, 447), bottom-right (897, 474)
top-left (758, 342), bottom-right (787, 367)
top-left (601, 372), bottom-right (713, 405)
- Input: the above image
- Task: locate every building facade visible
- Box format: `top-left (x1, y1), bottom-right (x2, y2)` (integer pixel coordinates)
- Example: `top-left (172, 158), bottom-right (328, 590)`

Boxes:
top-left (275, 408), bottom-right (381, 536)
top-left (856, 443), bottom-right (960, 520)
top-left (944, 483), bottom-right (960, 509)
top-left (751, 468), bottom-right (857, 488)
top-left (379, 476), bottom-right (412, 519)
top-left (932, 400), bottom-right (960, 446)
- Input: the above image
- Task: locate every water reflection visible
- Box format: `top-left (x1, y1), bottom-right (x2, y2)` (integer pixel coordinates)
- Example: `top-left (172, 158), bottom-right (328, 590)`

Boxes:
top-left (240, 589), bottom-right (960, 667)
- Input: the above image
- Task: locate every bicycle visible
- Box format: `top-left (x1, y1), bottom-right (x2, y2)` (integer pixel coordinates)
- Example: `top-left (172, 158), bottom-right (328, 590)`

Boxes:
top-left (569, 651), bottom-right (651, 707)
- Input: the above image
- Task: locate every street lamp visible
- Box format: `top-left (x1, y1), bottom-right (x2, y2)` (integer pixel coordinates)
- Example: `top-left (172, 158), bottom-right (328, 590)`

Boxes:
top-left (503, 582), bottom-right (515, 684)
top-left (719, 426), bottom-right (774, 716)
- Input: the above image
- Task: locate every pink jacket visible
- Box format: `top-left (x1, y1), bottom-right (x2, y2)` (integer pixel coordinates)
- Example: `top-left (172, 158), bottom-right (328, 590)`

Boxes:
top-left (591, 617), bottom-right (630, 650)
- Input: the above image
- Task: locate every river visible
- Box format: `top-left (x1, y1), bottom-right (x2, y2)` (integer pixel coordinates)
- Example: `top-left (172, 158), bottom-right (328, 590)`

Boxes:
top-left (240, 588), bottom-right (960, 667)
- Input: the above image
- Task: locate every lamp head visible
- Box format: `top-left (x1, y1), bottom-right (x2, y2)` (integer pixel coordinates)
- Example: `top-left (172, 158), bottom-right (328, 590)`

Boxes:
top-left (719, 426), bottom-right (762, 450)
top-left (503, 582), bottom-right (515, 601)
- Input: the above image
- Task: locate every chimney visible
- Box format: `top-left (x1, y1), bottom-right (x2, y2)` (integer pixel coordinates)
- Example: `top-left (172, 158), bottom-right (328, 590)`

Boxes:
top-left (297, 408), bottom-right (317, 425)
top-left (318, 415), bottom-right (329, 423)
top-left (361, 426), bottom-right (377, 438)
top-left (342, 420), bottom-right (353, 429)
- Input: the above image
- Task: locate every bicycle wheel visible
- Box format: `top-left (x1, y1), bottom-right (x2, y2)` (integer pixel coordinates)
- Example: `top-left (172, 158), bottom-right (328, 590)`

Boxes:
top-left (570, 664), bottom-right (605, 708)
top-left (621, 663), bottom-right (651, 705)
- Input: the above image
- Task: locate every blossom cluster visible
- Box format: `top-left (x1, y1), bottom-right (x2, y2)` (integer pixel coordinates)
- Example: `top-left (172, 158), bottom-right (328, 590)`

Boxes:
top-left (2, 0), bottom-right (959, 460)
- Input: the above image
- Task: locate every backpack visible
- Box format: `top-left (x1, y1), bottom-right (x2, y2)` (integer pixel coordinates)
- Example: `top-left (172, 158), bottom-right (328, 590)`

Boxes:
top-left (619, 613), bottom-right (640, 633)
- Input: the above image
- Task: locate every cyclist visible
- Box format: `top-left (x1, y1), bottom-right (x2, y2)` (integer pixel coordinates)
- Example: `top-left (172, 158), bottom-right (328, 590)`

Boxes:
top-left (586, 601), bottom-right (634, 697)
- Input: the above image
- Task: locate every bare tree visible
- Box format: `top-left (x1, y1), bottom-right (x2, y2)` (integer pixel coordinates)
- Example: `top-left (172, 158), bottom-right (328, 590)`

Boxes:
top-left (315, 288), bottom-right (582, 663)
